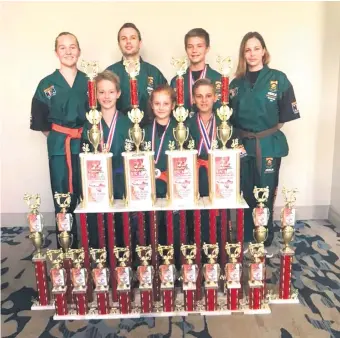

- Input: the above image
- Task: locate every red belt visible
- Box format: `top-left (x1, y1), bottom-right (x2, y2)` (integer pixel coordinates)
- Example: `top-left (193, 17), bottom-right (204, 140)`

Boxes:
top-left (51, 123), bottom-right (83, 193)
top-left (157, 171), bottom-right (167, 183)
top-left (197, 159), bottom-right (208, 170)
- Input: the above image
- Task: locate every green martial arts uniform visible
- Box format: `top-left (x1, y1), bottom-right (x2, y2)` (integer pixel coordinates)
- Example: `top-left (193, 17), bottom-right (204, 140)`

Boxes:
top-left (229, 65), bottom-right (301, 244)
top-left (82, 111), bottom-right (131, 248)
top-left (170, 64), bottom-right (221, 116)
top-left (106, 58), bottom-right (167, 125)
top-left (30, 69), bottom-right (89, 248)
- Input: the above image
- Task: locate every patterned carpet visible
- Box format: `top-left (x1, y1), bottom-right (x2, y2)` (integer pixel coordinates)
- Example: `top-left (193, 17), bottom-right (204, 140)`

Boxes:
top-left (1, 220), bottom-right (340, 338)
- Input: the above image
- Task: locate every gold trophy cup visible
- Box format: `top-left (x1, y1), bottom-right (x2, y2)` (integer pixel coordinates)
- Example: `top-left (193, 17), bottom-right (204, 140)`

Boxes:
top-left (253, 186), bottom-right (270, 244)
top-left (55, 192), bottom-right (73, 253)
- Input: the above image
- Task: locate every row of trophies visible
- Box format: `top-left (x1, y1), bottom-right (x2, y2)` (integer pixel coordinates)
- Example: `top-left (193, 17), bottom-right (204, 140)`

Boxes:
top-left (24, 185), bottom-right (298, 317)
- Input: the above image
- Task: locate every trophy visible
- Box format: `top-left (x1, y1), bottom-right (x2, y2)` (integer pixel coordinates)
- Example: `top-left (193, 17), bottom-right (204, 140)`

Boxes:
top-left (252, 186), bottom-right (270, 244)
top-left (225, 243), bottom-right (242, 310)
top-left (114, 247), bottom-right (133, 314)
top-left (136, 245), bottom-right (154, 313)
top-left (24, 194), bottom-right (51, 309)
top-left (181, 244), bottom-right (199, 312)
top-left (79, 60), bottom-right (114, 210)
top-left (202, 243), bottom-right (220, 311)
top-left (90, 248), bottom-right (110, 314)
top-left (47, 249), bottom-right (68, 316)
top-left (158, 245), bottom-right (176, 312)
top-left (247, 243), bottom-right (266, 311)
top-left (69, 248), bottom-right (89, 315)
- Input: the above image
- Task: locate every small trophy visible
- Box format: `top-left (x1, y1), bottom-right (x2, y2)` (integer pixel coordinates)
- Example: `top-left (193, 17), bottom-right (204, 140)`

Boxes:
top-left (136, 245), bottom-right (154, 313)
top-left (252, 186), bottom-right (270, 244)
top-left (158, 244), bottom-right (176, 312)
top-left (90, 248), bottom-right (110, 314)
top-left (47, 249), bottom-right (68, 316)
top-left (202, 243), bottom-right (220, 311)
top-left (55, 192), bottom-right (73, 253)
top-left (69, 249), bottom-right (88, 292)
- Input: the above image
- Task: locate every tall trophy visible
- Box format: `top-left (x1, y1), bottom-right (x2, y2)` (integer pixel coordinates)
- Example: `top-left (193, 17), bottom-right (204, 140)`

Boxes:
top-left (24, 194), bottom-right (51, 309)
top-left (202, 243), bottom-right (220, 311)
top-left (252, 186), bottom-right (270, 244)
top-left (136, 245), bottom-right (154, 314)
top-left (79, 60), bottom-right (114, 209)
top-left (55, 192), bottom-right (73, 303)
top-left (225, 243), bottom-right (242, 310)
top-left (270, 187), bottom-right (299, 303)
top-left (165, 57), bottom-right (199, 207)
top-left (114, 247), bottom-right (133, 314)
top-left (208, 56), bottom-right (242, 207)
top-left (181, 244), bottom-right (199, 312)
top-left (122, 59), bottom-right (156, 208)
top-left (158, 245), bottom-right (176, 312)
top-left (90, 248), bottom-right (110, 314)
top-left (69, 248), bottom-right (89, 315)
top-left (47, 249), bottom-right (68, 316)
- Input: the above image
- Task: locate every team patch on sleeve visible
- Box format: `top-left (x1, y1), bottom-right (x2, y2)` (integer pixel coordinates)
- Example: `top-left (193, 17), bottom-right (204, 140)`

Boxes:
top-left (147, 76), bottom-right (154, 95)
top-left (215, 81), bottom-right (221, 100)
top-left (291, 101), bottom-right (299, 114)
top-left (43, 85), bottom-right (56, 99)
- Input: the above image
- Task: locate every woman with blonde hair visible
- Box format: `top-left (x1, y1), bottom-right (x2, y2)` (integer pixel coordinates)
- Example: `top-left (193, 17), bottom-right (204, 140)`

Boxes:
top-left (229, 32), bottom-right (300, 246)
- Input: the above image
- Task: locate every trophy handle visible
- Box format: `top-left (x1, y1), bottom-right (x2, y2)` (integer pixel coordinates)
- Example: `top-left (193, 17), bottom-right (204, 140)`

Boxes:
top-left (173, 127), bottom-right (177, 142)
top-left (128, 128), bottom-right (132, 142)
top-left (185, 127), bottom-right (189, 142)
top-left (141, 129), bottom-right (145, 144)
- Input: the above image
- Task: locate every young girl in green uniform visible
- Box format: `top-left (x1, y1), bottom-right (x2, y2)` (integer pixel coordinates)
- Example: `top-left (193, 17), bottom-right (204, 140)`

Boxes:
top-left (30, 32), bottom-right (88, 248)
top-left (229, 32), bottom-right (300, 246)
top-left (82, 70), bottom-right (131, 248)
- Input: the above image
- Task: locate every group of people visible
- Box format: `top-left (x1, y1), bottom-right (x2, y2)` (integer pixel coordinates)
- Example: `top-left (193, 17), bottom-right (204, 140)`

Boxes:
top-left (30, 23), bottom-right (300, 253)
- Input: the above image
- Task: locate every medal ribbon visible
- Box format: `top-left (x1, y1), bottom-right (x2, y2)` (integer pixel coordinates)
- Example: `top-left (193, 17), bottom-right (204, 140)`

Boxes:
top-left (152, 119), bottom-right (171, 165)
top-left (100, 111), bottom-right (118, 151)
top-left (197, 114), bottom-right (216, 155)
top-left (189, 65), bottom-right (207, 107)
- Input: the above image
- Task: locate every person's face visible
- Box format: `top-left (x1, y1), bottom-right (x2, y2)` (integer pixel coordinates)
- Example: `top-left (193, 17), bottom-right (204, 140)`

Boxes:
top-left (55, 34), bottom-right (81, 67)
top-left (96, 79), bottom-right (121, 110)
top-left (118, 27), bottom-right (141, 58)
top-left (185, 36), bottom-right (209, 65)
top-left (193, 85), bottom-right (216, 114)
top-left (244, 37), bottom-right (265, 69)
top-left (151, 91), bottom-right (174, 124)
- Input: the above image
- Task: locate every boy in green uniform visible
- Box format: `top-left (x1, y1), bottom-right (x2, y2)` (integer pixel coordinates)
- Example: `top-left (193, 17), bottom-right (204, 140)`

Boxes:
top-left (106, 23), bottom-right (167, 126)
top-left (170, 28), bottom-right (221, 117)
top-left (82, 70), bottom-right (131, 248)
top-left (30, 32), bottom-right (88, 248)
top-left (229, 32), bottom-right (300, 246)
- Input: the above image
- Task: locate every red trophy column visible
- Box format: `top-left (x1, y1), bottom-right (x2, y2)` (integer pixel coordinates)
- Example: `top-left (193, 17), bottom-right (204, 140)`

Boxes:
top-left (107, 213), bottom-right (118, 302)
top-left (202, 244), bottom-right (220, 312)
top-left (32, 252), bottom-right (50, 307)
top-left (158, 245), bottom-right (176, 312)
top-left (181, 244), bottom-right (198, 312)
top-left (149, 211), bottom-right (160, 302)
top-left (90, 248), bottom-right (110, 315)
top-left (136, 245), bottom-right (154, 314)
top-left (225, 243), bottom-right (242, 311)
top-left (114, 247), bottom-right (133, 314)
top-left (194, 210), bottom-right (202, 301)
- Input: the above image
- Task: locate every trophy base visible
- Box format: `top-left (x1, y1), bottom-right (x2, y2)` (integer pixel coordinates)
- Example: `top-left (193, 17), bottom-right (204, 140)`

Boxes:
top-left (243, 303), bottom-right (271, 315)
top-left (31, 303), bottom-right (55, 311)
top-left (268, 288), bottom-right (299, 304)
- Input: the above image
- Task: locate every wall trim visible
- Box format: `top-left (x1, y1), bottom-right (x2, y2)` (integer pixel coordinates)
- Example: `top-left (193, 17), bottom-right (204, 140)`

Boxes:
top-left (328, 205), bottom-right (340, 228)
top-left (0, 205), bottom-right (330, 227)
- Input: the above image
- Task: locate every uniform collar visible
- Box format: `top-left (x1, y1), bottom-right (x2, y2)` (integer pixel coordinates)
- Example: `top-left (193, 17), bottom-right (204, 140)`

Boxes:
top-left (54, 69), bottom-right (80, 88)
top-left (120, 56), bottom-right (144, 64)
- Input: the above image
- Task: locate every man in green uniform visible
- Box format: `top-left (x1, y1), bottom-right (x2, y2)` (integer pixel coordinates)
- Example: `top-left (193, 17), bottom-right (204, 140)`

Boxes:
top-left (106, 23), bottom-right (167, 126)
top-left (30, 32), bottom-right (88, 248)
top-left (229, 64), bottom-right (300, 246)
top-left (170, 28), bottom-right (221, 117)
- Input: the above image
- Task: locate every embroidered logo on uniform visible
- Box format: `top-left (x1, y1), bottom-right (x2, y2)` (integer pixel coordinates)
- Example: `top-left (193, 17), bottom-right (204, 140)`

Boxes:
top-left (269, 81), bottom-right (278, 92)
top-left (147, 76), bottom-right (154, 95)
top-left (44, 85), bottom-right (56, 99)
top-left (215, 81), bottom-right (221, 100)
top-left (230, 87), bottom-right (238, 98)
top-left (292, 101), bottom-right (299, 114)
top-left (266, 81), bottom-right (278, 102)
top-left (264, 157), bottom-right (274, 173)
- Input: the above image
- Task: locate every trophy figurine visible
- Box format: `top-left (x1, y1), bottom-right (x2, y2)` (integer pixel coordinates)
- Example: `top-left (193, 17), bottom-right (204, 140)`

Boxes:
top-left (24, 194), bottom-right (51, 309)
top-left (202, 243), bottom-right (220, 311)
top-left (180, 244), bottom-right (199, 312)
top-left (225, 243), bottom-right (242, 311)
top-left (252, 186), bottom-right (270, 244)
top-left (90, 248), bottom-right (110, 314)
top-left (47, 249), bottom-right (68, 316)
top-left (114, 247), bottom-right (133, 314)
top-left (136, 245), bottom-right (154, 313)
top-left (158, 244), bottom-right (177, 312)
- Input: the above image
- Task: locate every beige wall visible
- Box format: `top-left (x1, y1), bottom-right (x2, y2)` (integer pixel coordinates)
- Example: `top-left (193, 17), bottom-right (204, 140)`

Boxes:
top-left (1, 2), bottom-right (340, 225)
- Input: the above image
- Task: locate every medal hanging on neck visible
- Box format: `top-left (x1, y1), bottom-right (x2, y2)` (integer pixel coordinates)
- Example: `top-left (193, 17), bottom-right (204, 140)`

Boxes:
top-left (100, 111), bottom-right (118, 152)
top-left (189, 65), bottom-right (207, 108)
top-left (152, 119), bottom-right (170, 178)
top-left (197, 114), bottom-right (216, 156)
